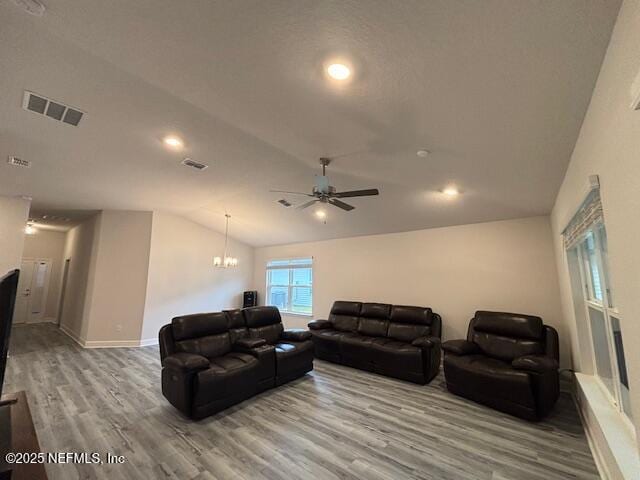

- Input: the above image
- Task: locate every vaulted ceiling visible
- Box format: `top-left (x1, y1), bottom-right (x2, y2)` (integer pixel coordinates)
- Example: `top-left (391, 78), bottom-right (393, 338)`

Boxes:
top-left (0, 0), bottom-right (621, 246)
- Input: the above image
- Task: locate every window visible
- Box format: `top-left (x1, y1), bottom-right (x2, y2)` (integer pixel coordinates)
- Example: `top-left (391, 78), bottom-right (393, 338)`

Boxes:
top-left (574, 222), bottom-right (632, 421)
top-left (265, 258), bottom-right (313, 315)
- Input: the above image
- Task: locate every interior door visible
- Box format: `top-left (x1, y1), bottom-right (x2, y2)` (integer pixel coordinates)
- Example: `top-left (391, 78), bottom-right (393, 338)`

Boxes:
top-left (13, 261), bottom-right (35, 324)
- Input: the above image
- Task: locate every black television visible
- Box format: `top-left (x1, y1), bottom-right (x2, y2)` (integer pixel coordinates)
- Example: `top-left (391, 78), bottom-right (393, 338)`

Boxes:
top-left (0, 270), bottom-right (19, 404)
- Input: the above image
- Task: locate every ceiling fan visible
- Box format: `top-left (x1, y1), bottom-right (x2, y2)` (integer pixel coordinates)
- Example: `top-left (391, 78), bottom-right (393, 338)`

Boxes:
top-left (271, 158), bottom-right (379, 211)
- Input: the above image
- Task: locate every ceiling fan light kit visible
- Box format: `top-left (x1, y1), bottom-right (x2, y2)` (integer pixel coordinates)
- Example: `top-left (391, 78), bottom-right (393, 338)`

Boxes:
top-left (271, 157), bottom-right (379, 214)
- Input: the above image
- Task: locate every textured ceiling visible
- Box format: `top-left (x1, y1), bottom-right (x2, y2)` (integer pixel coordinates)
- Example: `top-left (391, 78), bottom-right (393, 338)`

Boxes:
top-left (0, 0), bottom-right (621, 246)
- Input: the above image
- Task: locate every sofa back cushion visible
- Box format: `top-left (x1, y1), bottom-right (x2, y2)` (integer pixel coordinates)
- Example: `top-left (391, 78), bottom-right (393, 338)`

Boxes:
top-left (171, 312), bottom-right (231, 358)
top-left (470, 311), bottom-right (544, 361)
top-left (387, 305), bottom-right (433, 342)
top-left (329, 301), bottom-right (362, 332)
top-left (224, 309), bottom-right (247, 343)
top-left (357, 303), bottom-right (390, 337)
top-left (244, 306), bottom-right (284, 345)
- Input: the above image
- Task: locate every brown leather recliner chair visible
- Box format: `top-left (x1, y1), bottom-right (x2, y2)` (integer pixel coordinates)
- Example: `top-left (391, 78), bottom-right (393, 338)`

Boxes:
top-left (442, 311), bottom-right (559, 421)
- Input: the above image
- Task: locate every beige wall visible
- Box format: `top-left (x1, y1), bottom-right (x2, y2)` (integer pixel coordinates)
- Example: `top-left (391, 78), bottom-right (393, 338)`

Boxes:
top-left (254, 216), bottom-right (566, 363)
top-left (84, 211), bottom-right (153, 343)
top-left (551, 0), bottom-right (640, 441)
top-left (60, 214), bottom-right (100, 341)
top-left (22, 229), bottom-right (66, 320)
top-left (141, 212), bottom-right (254, 342)
top-left (0, 195), bottom-right (30, 275)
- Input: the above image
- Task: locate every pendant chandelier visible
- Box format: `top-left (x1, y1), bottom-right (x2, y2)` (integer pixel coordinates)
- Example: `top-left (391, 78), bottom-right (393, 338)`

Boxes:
top-left (214, 214), bottom-right (238, 268)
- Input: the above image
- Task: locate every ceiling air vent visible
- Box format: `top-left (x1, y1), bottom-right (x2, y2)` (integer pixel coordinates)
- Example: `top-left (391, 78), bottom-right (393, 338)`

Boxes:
top-left (22, 91), bottom-right (85, 126)
top-left (7, 156), bottom-right (31, 168)
top-left (181, 158), bottom-right (208, 171)
top-left (278, 199), bottom-right (292, 207)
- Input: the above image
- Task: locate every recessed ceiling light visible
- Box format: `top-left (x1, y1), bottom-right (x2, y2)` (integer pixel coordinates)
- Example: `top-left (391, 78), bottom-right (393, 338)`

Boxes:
top-left (442, 186), bottom-right (460, 197)
top-left (315, 210), bottom-right (327, 219)
top-left (416, 149), bottom-right (430, 158)
top-left (327, 63), bottom-right (351, 80)
top-left (163, 135), bottom-right (184, 149)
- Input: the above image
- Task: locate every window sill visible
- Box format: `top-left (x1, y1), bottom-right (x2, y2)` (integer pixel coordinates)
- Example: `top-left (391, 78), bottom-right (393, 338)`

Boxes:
top-left (280, 311), bottom-right (313, 318)
top-left (574, 373), bottom-right (639, 479)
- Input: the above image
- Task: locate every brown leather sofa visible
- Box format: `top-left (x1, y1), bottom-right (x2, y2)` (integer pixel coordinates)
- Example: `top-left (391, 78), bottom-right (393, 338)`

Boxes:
top-left (308, 301), bottom-right (442, 384)
top-left (159, 306), bottom-right (313, 419)
top-left (442, 311), bottom-right (559, 421)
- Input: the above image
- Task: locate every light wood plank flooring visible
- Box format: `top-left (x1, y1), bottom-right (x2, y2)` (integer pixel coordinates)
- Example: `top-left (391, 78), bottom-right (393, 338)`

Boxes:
top-left (5, 324), bottom-right (599, 480)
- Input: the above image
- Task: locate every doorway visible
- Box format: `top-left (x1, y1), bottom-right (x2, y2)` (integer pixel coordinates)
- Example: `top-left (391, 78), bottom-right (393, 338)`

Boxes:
top-left (13, 258), bottom-right (52, 324)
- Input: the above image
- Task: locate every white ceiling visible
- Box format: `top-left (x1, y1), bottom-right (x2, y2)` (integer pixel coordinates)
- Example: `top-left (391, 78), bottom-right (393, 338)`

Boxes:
top-left (0, 0), bottom-right (621, 246)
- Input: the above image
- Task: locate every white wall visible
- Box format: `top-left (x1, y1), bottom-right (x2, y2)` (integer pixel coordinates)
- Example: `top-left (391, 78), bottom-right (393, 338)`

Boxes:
top-left (141, 212), bottom-right (254, 342)
top-left (84, 211), bottom-right (153, 344)
top-left (0, 195), bottom-right (30, 275)
top-left (22, 229), bottom-right (67, 320)
top-left (59, 214), bottom-right (100, 341)
top-left (551, 0), bottom-right (640, 442)
top-left (254, 216), bottom-right (566, 363)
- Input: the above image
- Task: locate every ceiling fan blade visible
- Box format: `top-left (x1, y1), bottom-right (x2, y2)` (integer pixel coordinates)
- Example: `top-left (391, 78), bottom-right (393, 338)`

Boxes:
top-left (296, 199), bottom-right (319, 210)
top-left (333, 188), bottom-right (379, 198)
top-left (270, 189), bottom-right (315, 197)
top-left (329, 198), bottom-right (355, 211)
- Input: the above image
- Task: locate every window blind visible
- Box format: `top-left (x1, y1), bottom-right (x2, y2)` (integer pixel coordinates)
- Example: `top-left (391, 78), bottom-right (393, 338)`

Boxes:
top-left (562, 188), bottom-right (604, 250)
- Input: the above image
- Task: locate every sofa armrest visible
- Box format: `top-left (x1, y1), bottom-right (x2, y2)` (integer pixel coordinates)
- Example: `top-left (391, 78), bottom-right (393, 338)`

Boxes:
top-left (512, 355), bottom-right (559, 373)
top-left (162, 352), bottom-right (209, 373)
top-left (281, 329), bottom-right (312, 341)
top-left (411, 336), bottom-right (441, 349)
top-left (235, 337), bottom-right (267, 349)
top-left (308, 319), bottom-right (332, 330)
top-left (442, 339), bottom-right (480, 356)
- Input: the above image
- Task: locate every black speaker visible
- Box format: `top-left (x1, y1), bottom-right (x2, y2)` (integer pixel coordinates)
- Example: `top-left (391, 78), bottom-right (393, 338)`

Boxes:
top-left (243, 291), bottom-right (257, 308)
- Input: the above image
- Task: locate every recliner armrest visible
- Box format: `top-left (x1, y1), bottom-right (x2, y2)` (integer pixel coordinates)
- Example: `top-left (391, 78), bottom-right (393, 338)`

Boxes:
top-left (162, 352), bottom-right (209, 373)
top-left (512, 355), bottom-right (559, 373)
top-left (308, 319), bottom-right (332, 330)
top-left (442, 339), bottom-right (480, 356)
top-left (412, 336), bottom-right (441, 349)
top-left (281, 329), bottom-right (312, 341)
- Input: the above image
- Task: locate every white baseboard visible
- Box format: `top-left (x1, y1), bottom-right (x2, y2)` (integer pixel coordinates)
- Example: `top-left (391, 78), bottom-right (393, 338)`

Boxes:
top-left (139, 338), bottom-right (159, 347)
top-left (58, 324), bottom-right (158, 349)
top-left (59, 323), bottom-right (86, 347)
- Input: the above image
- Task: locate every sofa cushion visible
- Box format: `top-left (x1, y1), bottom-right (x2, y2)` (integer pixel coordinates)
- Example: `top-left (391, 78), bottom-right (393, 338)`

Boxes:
top-left (444, 354), bottom-right (534, 408)
top-left (472, 331), bottom-right (543, 362)
top-left (473, 311), bottom-right (543, 340)
top-left (224, 309), bottom-right (247, 343)
top-left (387, 323), bottom-right (431, 342)
top-left (172, 312), bottom-right (228, 340)
top-left (390, 305), bottom-right (432, 325)
top-left (357, 318), bottom-right (389, 337)
top-left (331, 301), bottom-right (362, 316)
top-left (369, 338), bottom-right (423, 373)
top-left (175, 332), bottom-right (232, 359)
top-left (194, 352), bottom-right (258, 405)
top-left (360, 302), bottom-right (391, 319)
top-left (248, 322), bottom-right (284, 345)
top-left (340, 334), bottom-right (378, 361)
top-left (243, 306), bottom-right (282, 327)
top-left (330, 315), bottom-right (360, 332)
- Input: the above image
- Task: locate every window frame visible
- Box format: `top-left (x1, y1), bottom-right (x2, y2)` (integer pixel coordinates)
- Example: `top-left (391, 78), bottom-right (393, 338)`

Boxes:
top-left (265, 257), bottom-right (313, 316)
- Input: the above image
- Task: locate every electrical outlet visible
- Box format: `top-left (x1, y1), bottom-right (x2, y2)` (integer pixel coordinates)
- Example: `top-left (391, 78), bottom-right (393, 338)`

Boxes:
top-left (115, 324), bottom-right (123, 332)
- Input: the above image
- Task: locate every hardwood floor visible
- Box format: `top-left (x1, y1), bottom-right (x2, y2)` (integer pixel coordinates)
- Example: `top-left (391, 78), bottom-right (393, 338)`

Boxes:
top-left (5, 323), bottom-right (599, 480)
